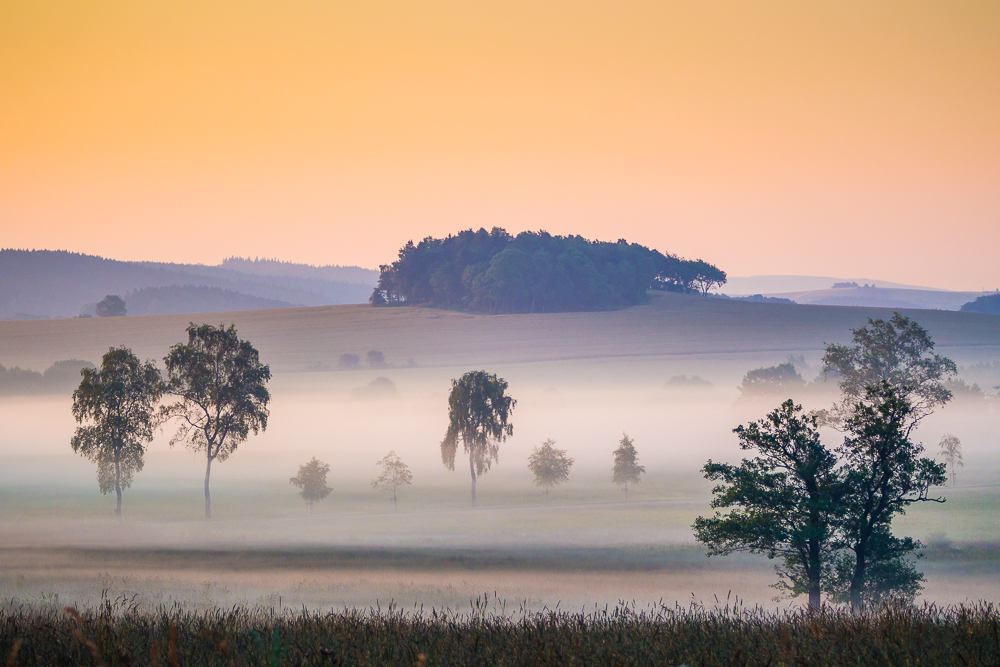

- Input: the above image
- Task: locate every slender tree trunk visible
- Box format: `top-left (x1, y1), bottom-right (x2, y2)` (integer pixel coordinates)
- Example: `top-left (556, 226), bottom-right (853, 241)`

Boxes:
top-left (850, 547), bottom-right (866, 611)
top-left (544, 487), bottom-right (549, 505)
top-left (808, 538), bottom-right (821, 609)
top-left (114, 457), bottom-right (122, 519)
top-left (392, 488), bottom-right (397, 509)
top-left (469, 448), bottom-right (477, 507)
top-left (204, 454), bottom-right (213, 520)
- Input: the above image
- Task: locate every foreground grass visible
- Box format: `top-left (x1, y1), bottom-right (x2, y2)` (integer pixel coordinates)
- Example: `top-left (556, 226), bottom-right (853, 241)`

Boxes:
top-left (3, 598), bottom-right (1000, 666)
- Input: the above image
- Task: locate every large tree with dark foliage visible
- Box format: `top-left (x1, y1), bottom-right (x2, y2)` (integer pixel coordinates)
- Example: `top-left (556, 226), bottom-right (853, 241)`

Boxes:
top-left (694, 401), bottom-right (842, 609)
top-left (441, 370), bottom-right (516, 506)
top-left (162, 323), bottom-right (272, 519)
top-left (831, 384), bottom-right (946, 609)
top-left (71, 346), bottom-right (164, 517)
top-left (370, 228), bottom-right (726, 313)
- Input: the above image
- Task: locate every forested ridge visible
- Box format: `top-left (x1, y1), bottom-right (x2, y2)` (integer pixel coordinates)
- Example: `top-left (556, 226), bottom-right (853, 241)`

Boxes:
top-left (370, 228), bottom-right (726, 313)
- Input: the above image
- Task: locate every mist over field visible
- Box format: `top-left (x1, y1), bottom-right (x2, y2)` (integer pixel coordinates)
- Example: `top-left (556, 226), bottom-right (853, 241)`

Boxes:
top-left (2, 293), bottom-right (999, 613)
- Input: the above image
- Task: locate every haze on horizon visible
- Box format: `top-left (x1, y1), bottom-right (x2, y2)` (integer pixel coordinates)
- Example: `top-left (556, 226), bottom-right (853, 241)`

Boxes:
top-left (2, 0), bottom-right (999, 291)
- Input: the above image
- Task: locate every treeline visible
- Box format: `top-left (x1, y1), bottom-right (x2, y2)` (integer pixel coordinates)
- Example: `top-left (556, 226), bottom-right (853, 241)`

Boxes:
top-left (961, 292), bottom-right (1000, 315)
top-left (0, 360), bottom-right (95, 395)
top-left (370, 228), bottom-right (726, 313)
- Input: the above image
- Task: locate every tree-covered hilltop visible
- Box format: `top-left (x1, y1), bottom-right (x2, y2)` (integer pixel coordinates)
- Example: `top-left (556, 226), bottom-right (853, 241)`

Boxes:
top-left (369, 228), bottom-right (726, 313)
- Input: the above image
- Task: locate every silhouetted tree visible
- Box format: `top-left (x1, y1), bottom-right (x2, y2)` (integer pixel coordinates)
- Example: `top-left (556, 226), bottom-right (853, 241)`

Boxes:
top-left (831, 384), bottom-right (946, 609)
top-left (338, 353), bottom-right (360, 370)
top-left (162, 323), bottom-right (271, 519)
top-left (366, 350), bottom-right (387, 368)
top-left (290, 457), bottom-right (332, 512)
top-left (441, 370), bottom-right (516, 506)
top-left (612, 433), bottom-right (645, 500)
top-left (528, 439), bottom-right (573, 504)
top-left (372, 450), bottom-right (413, 507)
top-left (370, 228), bottom-right (725, 312)
top-left (71, 346), bottom-right (164, 517)
top-left (694, 401), bottom-right (842, 609)
top-left (95, 295), bottom-right (127, 317)
top-left (822, 312), bottom-right (957, 425)
top-left (938, 434), bottom-right (963, 486)
top-left (738, 363), bottom-right (805, 399)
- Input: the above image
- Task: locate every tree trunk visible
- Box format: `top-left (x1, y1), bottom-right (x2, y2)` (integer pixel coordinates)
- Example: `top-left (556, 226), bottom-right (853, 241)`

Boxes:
top-left (392, 489), bottom-right (397, 509)
top-left (850, 549), bottom-right (866, 611)
top-left (807, 535), bottom-right (821, 609)
top-left (469, 448), bottom-right (477, 507)
top-left (544, 487), bottom-right (549, 505)
top-left (204, 454), bottom-right (213, 520)
top-left (114, 457), bottom-right (122, 519)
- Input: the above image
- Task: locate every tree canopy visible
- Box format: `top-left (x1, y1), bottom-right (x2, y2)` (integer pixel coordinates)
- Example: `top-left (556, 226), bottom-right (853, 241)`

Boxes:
top-left (738, 363), bottom-right (806, 399)
top-left (370, 228), bottom-right (726, 313)
top-left (822, 312), bottom-right (956, 424)
top-left (161, 323), bottom-right (272, 519)
top-left (441, 370), bottom-right (516, 506)
top-left (290, 457), bottom-right (332, 511)
top-left (527, 439), bottom-right (573, 503)
top-left (70, 346), bottom-right (164, 517)
top-left (96, 295), bottom-right (127, 317)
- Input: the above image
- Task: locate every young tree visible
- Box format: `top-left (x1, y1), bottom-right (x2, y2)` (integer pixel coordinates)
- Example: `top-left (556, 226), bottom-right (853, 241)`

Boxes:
top-left (822, 312), bottom-right (957, 425)
top-left (612, 434), bottom-right (645, 500)
top-left (832, 383), bottom-right (946, 609)
top-left (938, 434), bottom-right (963, 486)
top-left (528, 439), bottom-right (573, 504)
top-left (372, 450), bottom-right (413, 507)
top-left (70, 346), bottom-right (164, 517)
top-left (441, 370), bottom-right (516, 506)
top-left (290, 457), bottom-right (332, 512)
top-left (162, 323), bottom-right (272, 519)
top-left (693, 401), bottom-right (842, 608)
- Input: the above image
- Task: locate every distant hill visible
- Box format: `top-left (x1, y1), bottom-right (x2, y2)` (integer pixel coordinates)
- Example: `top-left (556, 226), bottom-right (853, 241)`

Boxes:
top-left (0, 250), bottom-right (378, 319)
top-left (124, 285), bottom-right (295, 316)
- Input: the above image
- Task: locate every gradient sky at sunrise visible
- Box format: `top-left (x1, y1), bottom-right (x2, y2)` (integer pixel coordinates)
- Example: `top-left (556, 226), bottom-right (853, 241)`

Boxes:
top-left (1, 0), bottom-right (998, 290)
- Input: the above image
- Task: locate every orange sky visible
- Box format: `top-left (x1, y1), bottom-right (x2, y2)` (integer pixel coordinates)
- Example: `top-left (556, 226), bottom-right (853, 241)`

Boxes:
top-left (1, 0), bottom-right (998, 290)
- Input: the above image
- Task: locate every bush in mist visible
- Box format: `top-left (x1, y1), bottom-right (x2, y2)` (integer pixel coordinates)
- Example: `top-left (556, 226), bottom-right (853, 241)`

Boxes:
top-left (70, 347), bottom-right (164, 518)
top-left (5, 600), bottom-right (1000, 666)
top-left (527, 439), bottom-right (573, 504)
top-left (337, 353), bottom-right (360, 370)
top-left (737, 362), bottom-right (805, 399)
top-left (372, 451), bottom-right (412, 508)
top-left (350, 377), bottom-right (399, 400)
top-left (162, 323), bottom-right (272, 520)
top-left (664, 374), bottom-right (713, 390)
top-left (612, 434), bottom-right (645, 501)
top-left (290, 457), bottom-right (332, 512)
top-left (95, 294), bottom-right (127, 317)
top-left (441, 370), bottom-right (516, 506)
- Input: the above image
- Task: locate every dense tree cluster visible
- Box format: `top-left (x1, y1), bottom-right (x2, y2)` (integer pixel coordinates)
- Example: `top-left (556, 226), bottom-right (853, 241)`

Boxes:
top-left (370, 228), bottom-right (726, 313)
top-left (960, 292), bottom-right (1000, 315)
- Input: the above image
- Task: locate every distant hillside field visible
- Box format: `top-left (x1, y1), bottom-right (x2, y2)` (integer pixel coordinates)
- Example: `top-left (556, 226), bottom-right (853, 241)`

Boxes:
top-left (1, 292), bottom-right (998, 375)
top-left (0, 250), bottom-right (377, 319)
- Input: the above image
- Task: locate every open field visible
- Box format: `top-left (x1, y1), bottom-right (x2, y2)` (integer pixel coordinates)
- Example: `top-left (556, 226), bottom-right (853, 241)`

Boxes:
top-left (1, 294), bottom-right (999, 613)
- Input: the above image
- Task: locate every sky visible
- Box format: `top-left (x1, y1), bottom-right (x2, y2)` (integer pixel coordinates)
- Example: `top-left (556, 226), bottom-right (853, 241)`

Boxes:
top-left (1, 0), bottom-right (998, 291)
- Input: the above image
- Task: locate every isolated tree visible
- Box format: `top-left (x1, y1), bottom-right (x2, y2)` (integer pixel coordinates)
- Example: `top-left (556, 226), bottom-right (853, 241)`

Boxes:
top-left (372, 450), bottom-right (413, 507)
top-left (95, 295), bottom-right (127, 317)
top-left (70, 346), bottom-right (164, 517)
top-left (612, 433), bottom-right (645, 500)
top-left (290, 457), bottom-right (332, 512)
top-left (938, 434), bottom-right (963, 487)
top-left (338, 353), bottom-right (360, 370)
top-left (162, 323), bottom-right (272, 519)
top-left (528, 439), bottom-right (573, 504)
top-left (822, 312), bottom-right (957, 424)
top-left (441, 370), bottom-right (516, 506)
top-left (693, 401), bottom-right (842, 608)
top-left (832, 383), bottom-right (946, 609)
top-left (366, 350), bottom-right (387, 368)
